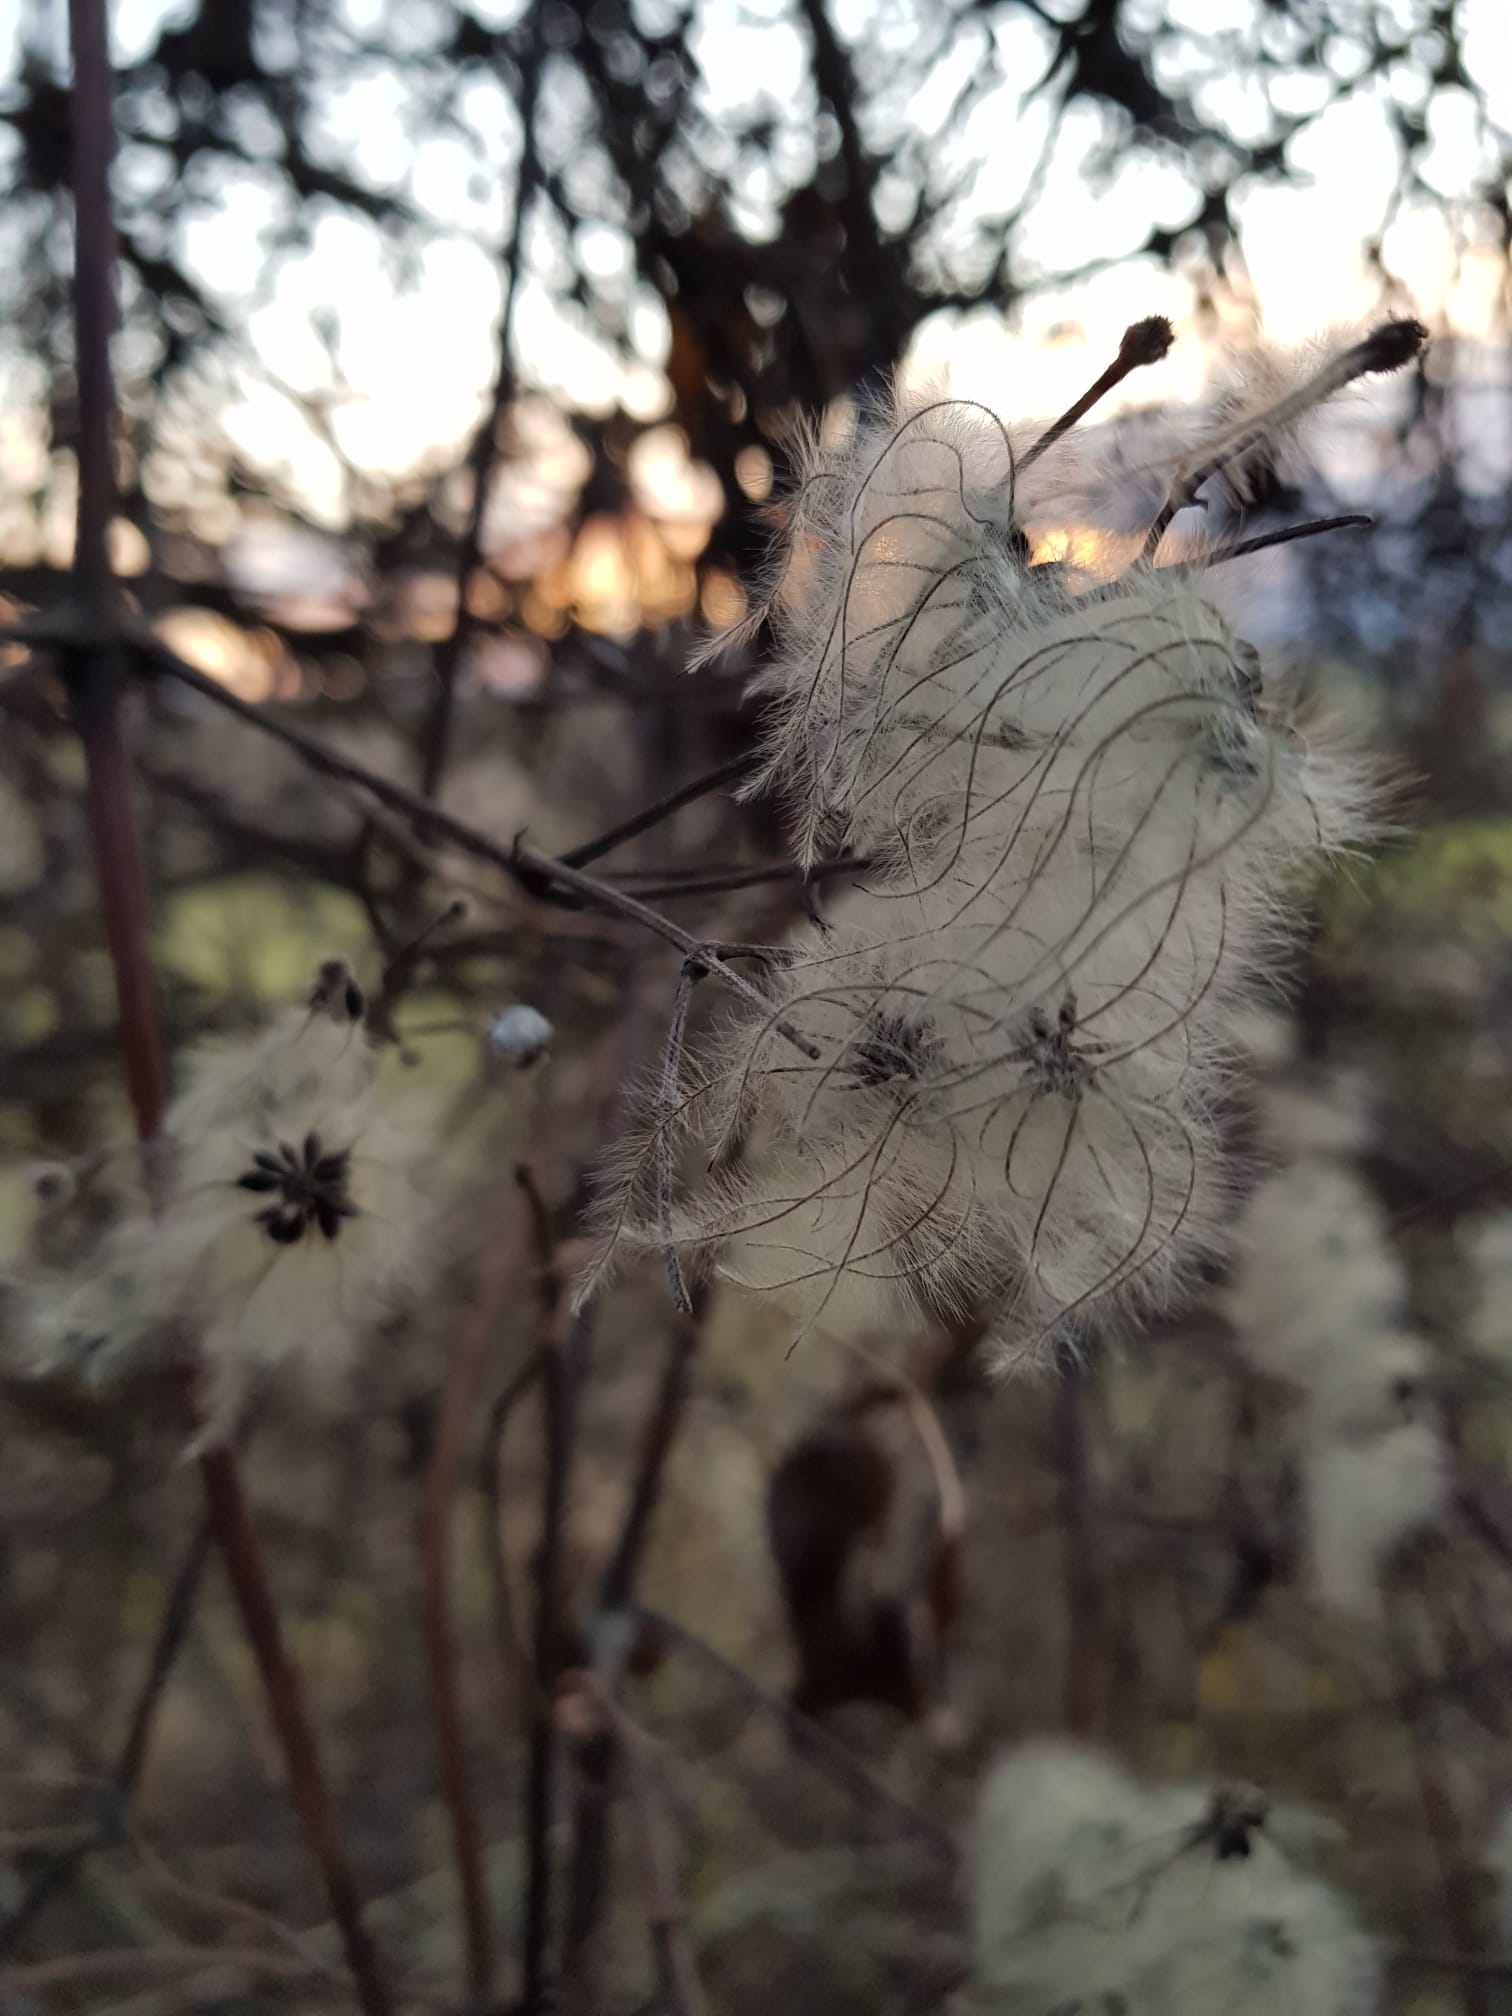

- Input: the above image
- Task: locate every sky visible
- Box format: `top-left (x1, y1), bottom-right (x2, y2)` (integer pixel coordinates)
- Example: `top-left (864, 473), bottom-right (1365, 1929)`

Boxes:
top-left (0, 0), bottom-right (1508, 575)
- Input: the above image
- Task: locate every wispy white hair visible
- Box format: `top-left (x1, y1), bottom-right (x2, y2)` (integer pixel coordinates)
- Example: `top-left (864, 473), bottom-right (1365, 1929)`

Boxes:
top-left (968, 1739), bottom-right (1379, 2015)
top-left (15, 966), bottom-right (434, 1444)
top-left (592, 332), bottom-right (1407, 1359)
top-left (1302, 1419), bottom-right (1448, 1615)
top-left (1228, 1161), bottom-right (1408, 1387)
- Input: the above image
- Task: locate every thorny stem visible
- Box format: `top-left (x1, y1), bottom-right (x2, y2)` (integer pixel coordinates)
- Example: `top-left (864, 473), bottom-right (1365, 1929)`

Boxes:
top-left (61, 8), bottom-right (393, 2009)
top-left (1020, 316), bottom-right (1174, 470)
top-left (420, 0), bottom-right (548, 797)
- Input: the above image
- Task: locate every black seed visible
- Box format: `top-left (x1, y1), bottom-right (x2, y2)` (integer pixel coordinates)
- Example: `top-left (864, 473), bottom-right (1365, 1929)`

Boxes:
top-left (268, 1214), bottom-right (305, 1245)
top-left (344, 981), bottom-right (365, 1020)
top-left (237, 1171), bottom-right (281, 1193)
top-left (313, 1151), bottom-right (350, 1180)
top-left (314, 1195), bottom-right (343, 1241)
top-left (304, 1131), bottom-right (322, 1167)
top-left (253, 1150), bottom-right (284, 1174)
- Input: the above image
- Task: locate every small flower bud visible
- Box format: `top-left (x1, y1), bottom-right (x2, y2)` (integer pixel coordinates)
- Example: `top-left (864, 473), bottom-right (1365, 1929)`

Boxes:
top-left (488, 1004), bottom-right (554, 1068)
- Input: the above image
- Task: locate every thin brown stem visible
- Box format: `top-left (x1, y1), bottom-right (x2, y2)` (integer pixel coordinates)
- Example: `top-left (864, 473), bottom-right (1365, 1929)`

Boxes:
top-left (1057, 1358), bottom-right (1105, 1738)
top-left (1020, 316), bottom-right (1174, 469)
top-left (559, 751), bottom-right (759, 868)
top-left (61, 10), bottom-right (393, 2008)
top-left (195, 1442), bottom-right (395, 2013)
top-left (609, 855), bottom-right (867, 901)
top-left (0, 1945), bottom-right (347, 1995)
top-left (0, 1522), bottom-right (210, 1960)
top-left (562, 1297), bottom-right (706, 1980)
top-left (129, 1825), bottom-right (354, 1990)
top-left (476, 1169), bottom-right (559, 1720)
top-left (1192, 512), bottom-right (1373, 567)
top-left (523, 1298), bottom-right (596, 2015)
top-left (421, 1200), bottom-right (529, 2000)
top-left (586, 1680), bottom-right (708, 2016)
top-left (420, 1), bottom-right (548, 797)
top-left (1140, 317), bottom-right (1426, 562)
top-left (480, 1344), bottom-right (551, 1718)
top-left (639, 1608), bottom-right (958, 1861)
top-left (137, 636), bottom-right (820, 1059)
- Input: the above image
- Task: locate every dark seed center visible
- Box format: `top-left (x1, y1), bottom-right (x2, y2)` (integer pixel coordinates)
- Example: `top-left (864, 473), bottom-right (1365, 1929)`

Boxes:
top-left (236, 1131), bottom-right (357, 1245)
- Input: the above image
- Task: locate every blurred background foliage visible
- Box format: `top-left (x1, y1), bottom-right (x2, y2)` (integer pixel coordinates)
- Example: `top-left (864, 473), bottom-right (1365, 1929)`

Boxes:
top-left (5, 1), bottom-right (1512, 2011)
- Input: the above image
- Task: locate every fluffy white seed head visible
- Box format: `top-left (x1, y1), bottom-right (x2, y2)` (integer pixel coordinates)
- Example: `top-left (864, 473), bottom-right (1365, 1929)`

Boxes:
top-left (1229, 1162), bottom-right (1408, 1385)
top-left (1462, 1212), bottom-right (1512, 1361)
top-left (728, 386), bottom-right (1368, 877)
top-left (168, 957), bottom-right (374, 1143)
top-left (15, 962), bottom-right (434, 1444)
top-left (595, 357), bottom-right (1383, 1357)
top-left (1300, 1327), bottom-right (1433, 1442)
top-left (1303, 1418), bottom-right (1449, 1614)
top-left (1252, 1066), bottom-right (1378, 1165)
top-left (600, 836), bottom-right (1236, 1357)
top-left (968, 1740), bottom-right (1379, 2015)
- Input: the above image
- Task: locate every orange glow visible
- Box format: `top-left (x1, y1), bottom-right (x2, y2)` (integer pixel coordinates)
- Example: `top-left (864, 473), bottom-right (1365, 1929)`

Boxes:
top-left (108, 518), bottom-right (150, 576)
top-left (735, 444), bottom-right (773, 502)
top-left (544, 509), bottom-right (699, 638)
top-left (1027, 524), bottom-right (1132, 581)
top-left (700, 570), bottom-right (748, 628)
top-left (394, 571), bottom-right (460, 643)
top-left (0, 594), bottom-right (29, 671)
top-left (154, 608), bottom-right (280, 703)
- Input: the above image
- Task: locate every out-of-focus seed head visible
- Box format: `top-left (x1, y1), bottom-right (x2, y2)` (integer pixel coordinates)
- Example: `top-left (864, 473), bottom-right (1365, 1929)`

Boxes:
top-left (488, 1004), bottom-right (555, 1068)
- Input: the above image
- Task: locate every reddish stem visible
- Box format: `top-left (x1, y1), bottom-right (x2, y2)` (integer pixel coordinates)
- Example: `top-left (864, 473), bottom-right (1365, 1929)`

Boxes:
top-left (420, 1204), bottom-right (529, 1999)
top-left (64, 5), bottom-right (393, 2009)
top-left (195, 1445), bottom-right (394, 2013)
